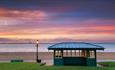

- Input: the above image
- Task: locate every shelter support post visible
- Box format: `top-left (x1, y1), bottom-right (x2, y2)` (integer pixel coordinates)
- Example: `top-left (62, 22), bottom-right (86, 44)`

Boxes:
top-left (86, 50), bottom-right (90, 58)
top-left (54, 50), bottom-right (55, 58)
top-left (61, 50), bottom-right (63, 57)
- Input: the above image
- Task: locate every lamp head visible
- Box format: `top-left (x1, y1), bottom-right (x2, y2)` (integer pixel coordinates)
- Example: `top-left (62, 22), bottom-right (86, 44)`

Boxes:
top-left (36, 40), bottom-right (39, 44)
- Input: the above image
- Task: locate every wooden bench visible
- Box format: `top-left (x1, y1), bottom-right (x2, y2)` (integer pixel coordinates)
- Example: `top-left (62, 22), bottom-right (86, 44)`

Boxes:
top-left (11, 60), bottom-right (23, 62)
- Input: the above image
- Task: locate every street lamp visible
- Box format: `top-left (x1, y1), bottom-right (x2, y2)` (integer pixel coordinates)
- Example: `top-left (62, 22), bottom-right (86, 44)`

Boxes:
top-left (36, 40), bottom-right (41, 63)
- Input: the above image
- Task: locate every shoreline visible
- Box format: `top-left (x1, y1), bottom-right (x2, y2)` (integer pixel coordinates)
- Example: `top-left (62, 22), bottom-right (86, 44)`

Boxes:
top-left (0, 52), bottom-right (115, 65)
top-left (0, 52), bottom-right (115, 60)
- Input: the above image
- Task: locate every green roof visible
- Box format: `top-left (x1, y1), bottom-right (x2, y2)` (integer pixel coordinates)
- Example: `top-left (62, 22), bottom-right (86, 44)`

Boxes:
top-left (48, 42), bottom-right (104, 50)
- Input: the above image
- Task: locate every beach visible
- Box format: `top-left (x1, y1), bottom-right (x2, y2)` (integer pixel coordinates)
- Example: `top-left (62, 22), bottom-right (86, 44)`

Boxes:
top-left (0, 52), bottom-right (115, 65)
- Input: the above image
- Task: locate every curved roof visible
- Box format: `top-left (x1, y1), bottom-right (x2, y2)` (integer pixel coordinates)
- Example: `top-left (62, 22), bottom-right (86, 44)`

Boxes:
top-left (48, 42), bottom-right (104, 50)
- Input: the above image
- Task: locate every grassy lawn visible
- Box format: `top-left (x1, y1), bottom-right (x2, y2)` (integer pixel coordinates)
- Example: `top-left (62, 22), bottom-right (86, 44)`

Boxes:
top-left (98, 62), bottom-right (115, 67)
top-left (0, 62), bottom-right (115, 70)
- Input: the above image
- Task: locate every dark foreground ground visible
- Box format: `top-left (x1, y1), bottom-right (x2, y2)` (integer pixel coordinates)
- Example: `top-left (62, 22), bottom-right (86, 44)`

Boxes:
top-left (0, 62), bottom-right (115, 70)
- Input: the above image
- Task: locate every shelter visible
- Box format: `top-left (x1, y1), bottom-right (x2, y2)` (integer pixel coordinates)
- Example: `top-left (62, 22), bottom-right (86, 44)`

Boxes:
top-left (48, 42), bottom-right (104, 66)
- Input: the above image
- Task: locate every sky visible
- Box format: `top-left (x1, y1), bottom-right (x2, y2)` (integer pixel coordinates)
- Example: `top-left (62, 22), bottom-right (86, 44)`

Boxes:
top-left (0, 0), bottom-right (115, 43)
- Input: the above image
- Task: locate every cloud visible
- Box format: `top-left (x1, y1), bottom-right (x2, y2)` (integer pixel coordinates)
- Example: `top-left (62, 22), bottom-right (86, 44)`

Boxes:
top-left (0, 17), bottom-right (115, 35)
top-left (0, 8), bottom-right (48, 19)
top-left (0, 38), bottom-right (34, 43)
top-left (0, 5), bottom-right (115, 42)
top-left (0, 8), bottom-right (49, 28)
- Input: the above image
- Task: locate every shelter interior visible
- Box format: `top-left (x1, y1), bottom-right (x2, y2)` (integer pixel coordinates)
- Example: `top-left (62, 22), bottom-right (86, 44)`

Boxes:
top-left (53, 49), bottom-right (97, 66)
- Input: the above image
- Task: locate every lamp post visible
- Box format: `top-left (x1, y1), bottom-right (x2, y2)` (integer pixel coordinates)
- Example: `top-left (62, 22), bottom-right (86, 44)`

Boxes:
top-left (36, 40), bottom-right (41, 63)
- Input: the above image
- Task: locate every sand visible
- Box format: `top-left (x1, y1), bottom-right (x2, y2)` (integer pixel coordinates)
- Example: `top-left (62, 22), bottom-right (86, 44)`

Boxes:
top-left (0, 52), bottom-right (115, 65)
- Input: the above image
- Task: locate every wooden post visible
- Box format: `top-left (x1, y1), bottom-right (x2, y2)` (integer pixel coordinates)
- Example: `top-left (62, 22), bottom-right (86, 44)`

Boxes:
top-left (57, 50), bottom-right (59, 57)
top-left (70, 50), bottom-right (72, 56)
top-left (79, 50), bottom-right (80, 56)
top-left (90, 50), bottom-right (92, 56)
top-left (86, 50), bottom-right (90, 58)
top-left (75, 50), bottom-right (76, 56)
top-left (61, 50), bottom-right (63, 57)
top-left (82, 50), bottom-right (86, 57)
top-left (54, 50), bottom-right (56, 58)
top-left (66, 50), bottom-right (68, 56)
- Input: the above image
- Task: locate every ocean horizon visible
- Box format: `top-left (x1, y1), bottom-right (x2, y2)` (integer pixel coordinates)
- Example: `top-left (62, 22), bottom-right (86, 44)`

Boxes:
top-left (0, 43), bottom-right (114, 52)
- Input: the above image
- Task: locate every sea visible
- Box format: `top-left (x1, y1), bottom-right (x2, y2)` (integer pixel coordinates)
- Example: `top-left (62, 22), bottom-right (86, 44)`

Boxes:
top-left (0, 43), bottom-right (115, 52)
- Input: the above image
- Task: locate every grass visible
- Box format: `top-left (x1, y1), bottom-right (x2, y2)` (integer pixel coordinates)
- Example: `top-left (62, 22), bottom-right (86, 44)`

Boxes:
top-left (98, 62), bottom-right (115, 67)
top-left (0, 62), bottom-right (115, 70)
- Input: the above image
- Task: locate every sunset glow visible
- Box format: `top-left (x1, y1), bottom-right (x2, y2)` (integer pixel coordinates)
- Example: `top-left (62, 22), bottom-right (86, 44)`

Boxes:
top-left (0, 0), bottom-right (115, 43)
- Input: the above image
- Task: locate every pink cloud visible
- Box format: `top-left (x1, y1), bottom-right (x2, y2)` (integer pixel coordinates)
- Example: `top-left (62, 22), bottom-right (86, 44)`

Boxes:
top-left (0, 8), bottom-right (115, 42)
top-left (0, 8), bottom-right (48, 20)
